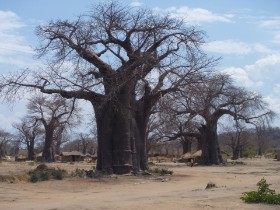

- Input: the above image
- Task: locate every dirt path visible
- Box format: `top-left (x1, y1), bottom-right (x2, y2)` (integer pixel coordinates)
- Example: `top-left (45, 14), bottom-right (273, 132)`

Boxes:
top-left (1, 159), bottom-right (280, 210)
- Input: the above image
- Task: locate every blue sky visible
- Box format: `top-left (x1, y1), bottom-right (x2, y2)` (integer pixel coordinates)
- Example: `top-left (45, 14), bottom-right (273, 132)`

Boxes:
top-left (0, 0), bottom-right (280, 130)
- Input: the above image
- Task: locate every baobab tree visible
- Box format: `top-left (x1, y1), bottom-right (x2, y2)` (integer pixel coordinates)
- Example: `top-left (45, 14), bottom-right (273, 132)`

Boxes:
top-left (13, 117), bottom-right (42, 160)
top-left (52, 124), bottom-right (69, 155)
top-left (164, 73), bottom-right (274, 164)
top-left (26, 95), bottom-right (81, 162)
top-left (0, 2), bottom-right (215, 173)
top-left (219, 121), bottom-right (249, 160)
top-left (0, 130), bottom-right (13, 159)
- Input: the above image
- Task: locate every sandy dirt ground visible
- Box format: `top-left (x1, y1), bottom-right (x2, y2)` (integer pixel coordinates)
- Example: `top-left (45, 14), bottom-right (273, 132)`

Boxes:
top-left (1, 158), bottom-right (280, 210)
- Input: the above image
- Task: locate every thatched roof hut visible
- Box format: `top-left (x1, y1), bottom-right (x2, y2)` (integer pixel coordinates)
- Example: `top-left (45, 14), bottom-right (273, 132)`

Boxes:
top-left (36, 152), bottom-right (60, 162)
top-left (15, 154), bottom-right (27, 162)
top-left (179, 150), bottom-right (202, 163)
top-left (60, 151), bottom-right (84, 162)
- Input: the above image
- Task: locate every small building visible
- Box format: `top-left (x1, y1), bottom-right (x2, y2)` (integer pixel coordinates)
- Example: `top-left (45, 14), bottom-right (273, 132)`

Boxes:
top-left (15, 154), bottom-right (27, 162)
top-left (36, 152), bottom-right (60, 162)
top-left (60, 151), bottom-right (84, 162)
top-left (179, 150), bottom-right (202, 164)
top-left (84, 153), bottom-right (98, 163)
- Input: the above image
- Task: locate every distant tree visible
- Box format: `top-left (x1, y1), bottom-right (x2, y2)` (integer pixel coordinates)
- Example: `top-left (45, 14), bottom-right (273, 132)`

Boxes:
top-left (219, 120), bottom-right (250, 160)
top-left (26, 95), bottom-right (81, 162)
top-left (166, 74), bottom-right (274, 164)
top-left (0, 130), bottom-right (13, 159)
top-left (255, 125), bottom-right (268, 156)
top-left (62, 134), bottom-right (97, 155)
top-left (13, 117), bottom-right (42, 160)
top-left (52, 124), bottom-right (69, 155)
top-left (74, 132), bottom-right (96, 154)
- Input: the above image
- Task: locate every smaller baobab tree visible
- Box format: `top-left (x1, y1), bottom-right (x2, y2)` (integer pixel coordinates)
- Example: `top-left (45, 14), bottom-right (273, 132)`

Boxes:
top-left (169, 73), bottom-right (274, 165)
top-left (0, 130), bottom-right (13, 159)
top-left (27, 94), bottom-right (81, 162)
top-left (219, 119), bottom-right (249, 160)
top-left (52, 124), bottom-right (69, 155)
top-left (152, 94), bottom-right (202, 154)
top-left (13, 117), bottom-right (42, 160)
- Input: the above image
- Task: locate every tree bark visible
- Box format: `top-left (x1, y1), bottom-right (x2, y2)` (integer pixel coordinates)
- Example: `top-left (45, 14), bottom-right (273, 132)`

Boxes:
top-left (93, 81), bottom-right (153, 174)
top-left (198, 123), bottom-right (221, 165)
top-left (42, 127), bottom-right (55, 162)
top-left (232, 134), bottom-right (240, 160)
top-left (94, 85), bottom-right (135, 174)
top-left (27, 138), bottom-right (35, 160)
top-left (135, 106), bottom-right (149, 171)
top-left (181, 137), bottom-right (192, 154)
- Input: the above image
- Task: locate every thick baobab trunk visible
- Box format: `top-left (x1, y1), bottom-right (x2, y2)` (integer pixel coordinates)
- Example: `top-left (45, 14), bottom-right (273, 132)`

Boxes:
top-left (181, 137), bottom-right (192, 154)
top-left (93, 83), bottom-right (152, 174)
top-left (232, 135), bottom-right (240, 160)
top-left (198, 125), bottom-right (210, 165)
top-left (135, 110), bottom-right (149, 171)
top-left (27, 139), bottom-right (35, 160)
top-left (94, 86), bottom-right (134, 174)
top-left (135, 100), bottom-right (152, 170)
top-left (42, 128), bottom-right (55, 162)
top-left (198, 123), bottom-right (222, 165)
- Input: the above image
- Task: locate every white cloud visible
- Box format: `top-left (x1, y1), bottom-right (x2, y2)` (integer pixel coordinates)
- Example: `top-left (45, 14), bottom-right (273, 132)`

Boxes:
top-left (153, 6), bottom-right (233, 24)
top-left (0, 11), bottom-right (35, 68)
top-left (204, 40), bottom-right (251, 54)
top-left (260, 17), bottom-right (280, 30)
top-left (0, 107), bottom-right (25, 131)
top-left (130, 0), bottom-right (142, 7)
top-left (221, 53), bottom-right (280, 113)
top-left (244, 54), bottom-right (280, 84)
top-left (263, 96), bottom-right (280, 114)
top-left (246, 54), bottom-right (280, 71)
top-left (221, 67), bottom-right (256, 87)
top-left (260, 17), bottom-right (280, 44)
top-left (204, 40), bottom-right (272, 55)
top-left (0, 11), bottom-right (24, 31)
top-left (273, 83), bottom-right (280, 95)
top-left (252, 43), bottom-right (271, 53)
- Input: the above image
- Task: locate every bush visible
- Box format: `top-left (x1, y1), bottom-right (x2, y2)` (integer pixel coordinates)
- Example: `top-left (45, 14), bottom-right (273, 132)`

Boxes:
top-left (39, 171), bottom-right (50, 181)
top-left (29, 173), bottom-right (39, 183)
top-left (72, 168), bottom-right (86, 177)
top-left (50, 168), bottom-right (66, 180)
top-left (241, 178), bottom-right (280, 205)
top-left (242, 147), bottom-right (256, 158)
top-left (28, 166), bottom-right (66, 182)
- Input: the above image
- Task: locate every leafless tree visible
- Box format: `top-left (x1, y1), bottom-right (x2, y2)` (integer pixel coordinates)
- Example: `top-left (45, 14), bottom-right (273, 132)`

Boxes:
top-left (0, 2), bottom-right (216, 173)
top-left (0, 130), bottom-right (14, 159)
top-left (76, 132), bottom-right (95, 155)
top-left (62, 133), bottom-right (97, 155)
top-left (150, 95), bottom-right (202, 154)
top-left (165, 73), bottom-right (274, 164)
top-left (13, 117), bottom-right (43, 160)
top-left (26, 95), bottom-right (81, 162)
top-left (219, 120), bottom-right (249, 160)
top-left (52, 124), bottom-right (69, 155)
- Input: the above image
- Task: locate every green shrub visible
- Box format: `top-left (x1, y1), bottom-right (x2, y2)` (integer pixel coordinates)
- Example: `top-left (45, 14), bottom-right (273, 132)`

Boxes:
top-left (39, 171), bottom-right (50, 181)
top-left (241, 178), bottom-right (280, 205)
top-left (29, 173), bottom-right (39, 183)
top-left (28, 167), bottom-right (66, 182)
top-left (242, 147), bottom-right (256, 158)
top-left (50, 168), bottom-right (66, 180)
top-left (72, 168), bottom-right (86, 177)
